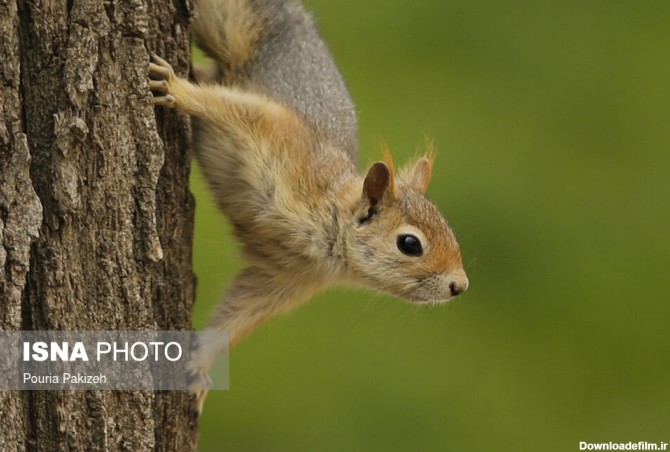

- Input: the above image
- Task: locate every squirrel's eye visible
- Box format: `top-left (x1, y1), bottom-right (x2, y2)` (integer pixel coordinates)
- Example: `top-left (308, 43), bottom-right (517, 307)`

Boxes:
top-left (397, 234), bottom-right (423, 257)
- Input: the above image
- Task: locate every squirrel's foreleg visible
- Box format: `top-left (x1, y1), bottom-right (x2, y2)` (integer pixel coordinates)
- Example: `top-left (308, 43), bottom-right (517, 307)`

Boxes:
top-left (189, 265), bottom-right (311, 413)
top-left (149, 53), bottom-right (298, 137)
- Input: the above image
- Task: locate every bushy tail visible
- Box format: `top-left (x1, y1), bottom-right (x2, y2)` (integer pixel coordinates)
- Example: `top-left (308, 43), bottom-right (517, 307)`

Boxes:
top-left (193, 0), bottom-right (359, 159)
top-left (193, 0), bottom-right (267, 81)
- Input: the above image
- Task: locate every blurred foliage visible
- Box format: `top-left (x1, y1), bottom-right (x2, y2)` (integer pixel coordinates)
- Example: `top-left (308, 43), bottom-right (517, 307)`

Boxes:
top-left (193, 1), bottom-right (670, 450)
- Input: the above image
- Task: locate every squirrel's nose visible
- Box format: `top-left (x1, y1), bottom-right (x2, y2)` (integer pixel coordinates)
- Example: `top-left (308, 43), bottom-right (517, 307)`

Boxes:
top-left (449, 272), bottom-right (469, 297)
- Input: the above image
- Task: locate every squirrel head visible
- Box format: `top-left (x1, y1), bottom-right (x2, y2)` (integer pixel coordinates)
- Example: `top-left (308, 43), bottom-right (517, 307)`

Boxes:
top-left (345, 155), bottom-right (468, 304)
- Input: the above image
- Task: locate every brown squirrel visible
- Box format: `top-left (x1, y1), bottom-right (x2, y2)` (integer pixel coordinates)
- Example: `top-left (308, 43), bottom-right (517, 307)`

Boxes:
top-left (149, 0), bottom-right (468, 412)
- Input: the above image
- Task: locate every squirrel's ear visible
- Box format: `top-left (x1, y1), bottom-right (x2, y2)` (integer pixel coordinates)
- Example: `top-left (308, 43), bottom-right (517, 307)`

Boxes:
top-left (409, 157), bottom-right (433, 193)
top-left (363, 162), bottom-right (395, 204)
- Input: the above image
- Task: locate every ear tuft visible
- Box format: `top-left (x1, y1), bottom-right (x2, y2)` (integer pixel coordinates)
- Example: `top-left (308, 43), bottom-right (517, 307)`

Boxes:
top-left (409, 157), bottom-right (433, 193)
top-left (381, 143), bottom-right (396, 175)
top-left (363, 162), bottom-right (395, 204)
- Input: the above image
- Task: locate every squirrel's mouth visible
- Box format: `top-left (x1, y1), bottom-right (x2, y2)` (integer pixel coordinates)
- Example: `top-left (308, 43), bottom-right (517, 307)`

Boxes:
top-left (411, 297), bottom-right (453, 306)
top-left (403, 272), bottom-right (468, 304)
top-left (399, 281), bottom-right (457, 305)
top-left (387, 286), bottom-right (447, 305)
top-left (404, 294), bottom-right (453, 305)
top-left (357, 273), bottom-right (455, 305)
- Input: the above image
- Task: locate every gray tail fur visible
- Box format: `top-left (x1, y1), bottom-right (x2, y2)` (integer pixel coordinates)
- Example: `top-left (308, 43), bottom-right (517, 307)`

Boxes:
top-left (193, 0), bottom-right (358, 159)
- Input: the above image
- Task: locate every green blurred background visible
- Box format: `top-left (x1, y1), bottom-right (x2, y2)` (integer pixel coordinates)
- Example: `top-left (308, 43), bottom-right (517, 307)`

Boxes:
top-left (192, 1), bottom-right (670, 450)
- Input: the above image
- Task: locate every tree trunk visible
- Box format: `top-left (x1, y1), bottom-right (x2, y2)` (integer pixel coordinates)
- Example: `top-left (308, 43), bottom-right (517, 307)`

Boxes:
top-left (0, 0), bottom-right (198, 449)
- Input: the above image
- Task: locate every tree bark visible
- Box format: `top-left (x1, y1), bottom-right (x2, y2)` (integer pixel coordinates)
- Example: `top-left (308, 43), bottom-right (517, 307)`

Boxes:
top-left (1, 0), bottom-right (198, 450)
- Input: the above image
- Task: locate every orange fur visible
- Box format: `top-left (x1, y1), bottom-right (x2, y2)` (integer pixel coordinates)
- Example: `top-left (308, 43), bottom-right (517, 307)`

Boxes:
top-left (149, 6), bottom-right (467, 413)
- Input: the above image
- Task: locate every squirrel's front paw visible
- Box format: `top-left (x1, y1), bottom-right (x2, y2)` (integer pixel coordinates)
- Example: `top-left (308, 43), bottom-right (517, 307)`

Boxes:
top-left (149, 52), bottom-right (178, 108)
top-left (187, 367), bottom-right (212, 415)
top-left (191, 388), bottom-right (209, 416)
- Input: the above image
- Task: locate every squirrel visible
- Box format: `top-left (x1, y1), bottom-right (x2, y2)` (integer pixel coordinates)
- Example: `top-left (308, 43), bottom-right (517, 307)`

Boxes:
top-left (149, 0), bottom-right (469, 412)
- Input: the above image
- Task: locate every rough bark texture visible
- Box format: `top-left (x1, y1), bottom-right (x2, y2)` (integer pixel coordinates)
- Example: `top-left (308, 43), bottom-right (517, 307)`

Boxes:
top-left (0, 0), bottom-right (198, 450)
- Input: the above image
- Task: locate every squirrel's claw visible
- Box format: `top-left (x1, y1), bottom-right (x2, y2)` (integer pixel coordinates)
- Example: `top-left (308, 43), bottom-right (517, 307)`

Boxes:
top-left (148, 53), bottom-right (178, 107)
top-left (148, 78), bottom-right (168, 92)
top-left (149, 52), bottom-right (171, 68)
top-left (149, 62), bottom-right (173, 80)
top-left (187, 369), bottom-right (212, 416)
top-left (191, 388), bottom-right (209, 416)
top-left (152, 94), bottom-right (177, 107)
